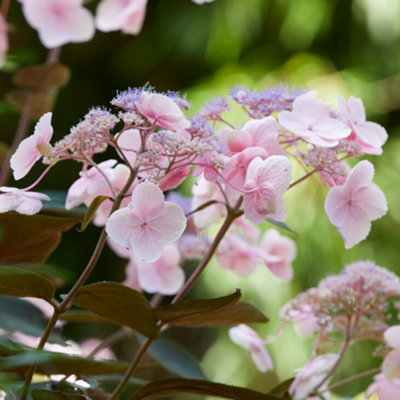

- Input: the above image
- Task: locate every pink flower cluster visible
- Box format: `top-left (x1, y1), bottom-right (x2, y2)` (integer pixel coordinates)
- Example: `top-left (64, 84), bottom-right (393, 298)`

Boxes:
top-left (0, 85), bottom-right (389, 298)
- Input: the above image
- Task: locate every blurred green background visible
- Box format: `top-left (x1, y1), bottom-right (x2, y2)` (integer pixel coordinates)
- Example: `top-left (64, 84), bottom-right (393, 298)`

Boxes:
top-left (1, 0), bottom-right (400, 398)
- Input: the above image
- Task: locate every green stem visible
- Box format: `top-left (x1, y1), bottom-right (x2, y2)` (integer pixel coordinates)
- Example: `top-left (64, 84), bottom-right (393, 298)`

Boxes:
top-left (323, 367), bottom-right (381, 393)
top-left (108, 338), bottom-right (153, 400)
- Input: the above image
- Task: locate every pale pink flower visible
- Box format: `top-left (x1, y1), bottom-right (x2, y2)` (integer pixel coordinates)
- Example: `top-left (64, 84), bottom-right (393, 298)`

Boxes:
top-left (243, 155), bottom-right (292, 223)
top-left (324, 160), bottom-right (387, 249)
top-left (217, 235), bottom-right (264, 276)
top-left (158, 165), bottom-right (191, 191)
top-left (289, 354), bottom-right (339, 400)
top-left (222, 117), bottom-right (283, 155)
top-left (0, 13), bottom-right (8, 68)
top-left (96, 0), bottom-right (147, 35)
top-left (10, 112), bottom-right (53, 180)
top-left (338, 96), bottom-right (388, 155)
top-left (65, 159), bottom-right (117, 210)
top-left (223, 147), bottom-right (269, 197)
top-left (105, 181), bottom-right (187, 263)
top-left (0, 187), bottom-right (50, 215)
top-left (21, 0), bottom-right (95, 48)
top-left (136, 92), bottom-right (191, 131)
top-left (260, 229), bottom-right (296, 281)
top-left (229, 324), bottom-right (273, 372)
top-left (366, 374), bottom-right (400, 400)
top-left (279, 93), bottom-right (351, 147)
top-left (132, 244), bottom-right (184, 295)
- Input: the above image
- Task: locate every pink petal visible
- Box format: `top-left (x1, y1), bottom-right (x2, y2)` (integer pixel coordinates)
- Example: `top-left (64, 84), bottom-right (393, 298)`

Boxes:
top-left (352, 184), bottom-right (387, 221)
top-left (130, 181), bottom-right (165, 221)
top-left (345, 160), bottom-right (374, 193)
top-left (128, 202), bottom-right (186, 263)
top-left (229, 324), bottom-right (273, 373)
top-left (116, 128), bottom-right (141, 166)
top-left (337, 207), bottom-right (371, 249)
top-left (136, 92), bottom-right (190, 131)
top-left (106, 207), bottom-right (143, 248)
top-left (324, 186), bottom-right (348, 227)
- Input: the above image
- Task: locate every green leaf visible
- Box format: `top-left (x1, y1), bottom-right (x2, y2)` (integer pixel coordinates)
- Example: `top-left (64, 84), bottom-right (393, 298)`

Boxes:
top-left (59, 310), bottom-right (107, 323)
top-left (0, 296), bottom-right (64, 344)
top-left (0, 350), bottom-right (130, 376)
top-left (265, 218), bottom-right (296, 235)
top-left (29, 263), bottom-right (76, 286)
top-left (91, 374), bottom-right (147, 388)
top-left (0, 213), bottom-right (78, 264)
top-left (80, 196), bottom-right (109, 232)
top-left (73, 282), bottom-right (159, 339)
top-left (155, 291), bottom-right (241, 323)
top-left (0, 336), bottom-right (26, 356)
top-left (0, 266), bottom-right (55, 301)
top-left (147, 337), bottom-right (207, 380)
top-left (130, 379), bottom-right (281, 400)
top-left (31, 389), bottom-right (88, 400)
top-left (155, 291), bottom-right (268, 327)
top-left (268, 378), bottom-right (294, 398)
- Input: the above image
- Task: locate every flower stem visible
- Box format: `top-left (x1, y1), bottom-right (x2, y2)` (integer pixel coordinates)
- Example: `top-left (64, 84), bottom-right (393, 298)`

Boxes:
top-left (107, 197), bottom-right (243, 399)
top-left (108, 338), bottom-right (153, 400)
top-left (313, 316), bottom-right (354, 392)
top-left (171, 196), bottom-right (243, 305)
top-left (323, 367), bottom-right (381, 393)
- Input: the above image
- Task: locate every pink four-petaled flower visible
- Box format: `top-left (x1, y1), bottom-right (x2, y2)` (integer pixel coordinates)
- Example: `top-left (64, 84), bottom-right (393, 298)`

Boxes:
top-left (324, 160), bottom-right (387, 249)
top-left (106, 181), bottom-right (186, 262)
top-left (279, 92), bottom-right (351, 147)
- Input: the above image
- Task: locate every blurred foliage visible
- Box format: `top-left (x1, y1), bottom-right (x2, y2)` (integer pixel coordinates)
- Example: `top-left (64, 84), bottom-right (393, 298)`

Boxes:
top-left (1, 0), bottom-right (400, 399)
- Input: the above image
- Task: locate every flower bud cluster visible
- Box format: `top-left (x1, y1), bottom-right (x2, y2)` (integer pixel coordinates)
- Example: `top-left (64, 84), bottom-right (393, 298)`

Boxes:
top-left (281, 261), bottom-right (400, 343)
